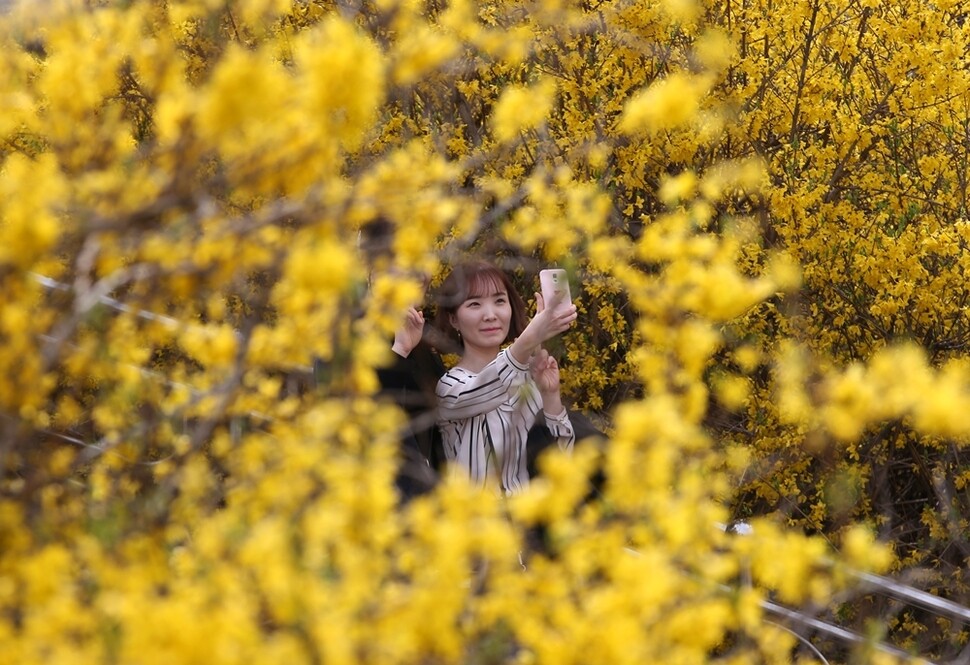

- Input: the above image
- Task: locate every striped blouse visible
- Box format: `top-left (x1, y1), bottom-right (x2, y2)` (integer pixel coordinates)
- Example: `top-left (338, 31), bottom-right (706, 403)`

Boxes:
top-left (436, 347), bottom-right (575, 495)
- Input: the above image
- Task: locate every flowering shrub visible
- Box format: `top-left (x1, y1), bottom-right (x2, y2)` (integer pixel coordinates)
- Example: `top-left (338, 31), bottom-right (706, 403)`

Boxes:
top-left (1, 0), bottom-right (967, 661)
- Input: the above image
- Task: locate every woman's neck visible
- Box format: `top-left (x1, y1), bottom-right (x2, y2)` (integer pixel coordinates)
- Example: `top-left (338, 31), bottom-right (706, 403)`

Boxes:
top-left (457, 345), bottom-right (500, 373)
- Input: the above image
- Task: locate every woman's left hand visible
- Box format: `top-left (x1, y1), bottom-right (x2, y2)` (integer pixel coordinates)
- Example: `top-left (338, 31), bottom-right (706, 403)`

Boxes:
top-left (530, 348), bottom-right (561, 395)
top-left (392, 307), bottom-right (425, 357)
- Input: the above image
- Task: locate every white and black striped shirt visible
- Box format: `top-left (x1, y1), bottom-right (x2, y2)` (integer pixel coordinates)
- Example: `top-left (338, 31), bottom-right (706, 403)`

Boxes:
top-left (436, 348), bottom-right (574, 494)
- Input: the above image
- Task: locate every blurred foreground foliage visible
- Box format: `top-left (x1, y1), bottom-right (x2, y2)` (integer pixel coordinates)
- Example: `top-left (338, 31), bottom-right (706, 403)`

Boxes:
top-left (1, 0), bottom-right (970, 661)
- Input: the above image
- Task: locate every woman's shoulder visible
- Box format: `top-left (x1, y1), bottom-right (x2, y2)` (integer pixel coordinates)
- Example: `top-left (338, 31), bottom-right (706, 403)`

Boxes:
top-left (437, 348), bottom-right (528, 389)
top-left (436, 364), bottom-right (478, 399)
top-left (440, 365), bottom-right (476, 381)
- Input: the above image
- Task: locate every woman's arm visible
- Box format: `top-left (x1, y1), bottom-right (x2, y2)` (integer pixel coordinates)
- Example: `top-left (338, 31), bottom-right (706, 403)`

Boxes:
top-left (530, 348), bottom-right (566, 416)
top-left (381, 308), bottom-right (444, 413)
top-left (530, 348), bottom-right (574, 452)
top-left (436, 348), bottom-right (529, 421)
top-left (543, 408), bottom-right (575, 453)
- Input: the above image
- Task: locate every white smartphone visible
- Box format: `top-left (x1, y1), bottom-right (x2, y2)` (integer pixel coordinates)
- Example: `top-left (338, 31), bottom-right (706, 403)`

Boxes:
top-left (539, 268), bottom-right (572, 313)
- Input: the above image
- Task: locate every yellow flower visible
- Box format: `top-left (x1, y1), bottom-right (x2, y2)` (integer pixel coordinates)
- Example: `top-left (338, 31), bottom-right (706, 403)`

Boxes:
top-left (283, 237), bottom-right (361, 295)
top-left (840, 525), bottom-right (892, 573)
top-left (661, 0), bottom-right (702, 24)
top-left (0, 154), bottom-right (65, 268)
top-left (618, 72), bottom-right (706, 135)
top-left (491, 78), bottom-right (557, 143)
top-left (197, 44), bottom-right (292, 153)
top-left (180, 324), bottom-right (239, 368)
top-left (295, 16), bottom-right (386, 149)
top-left (392, 25), bottom-right (460, 86)
top-left (715, 373), bottom-right (750, 410)
top-left (659, 171), bottom-right (697, 204)
top-left (694, 28), bottom-right (737, 73)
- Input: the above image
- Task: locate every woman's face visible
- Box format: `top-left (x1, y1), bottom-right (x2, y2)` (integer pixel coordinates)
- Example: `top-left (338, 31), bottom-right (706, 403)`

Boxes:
top-left (450, 278), bottom-right (512, 354)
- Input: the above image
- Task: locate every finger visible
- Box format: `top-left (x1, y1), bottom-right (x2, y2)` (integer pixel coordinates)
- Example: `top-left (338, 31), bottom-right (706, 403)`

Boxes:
top-left (535, 292), bottom-right (545, 313)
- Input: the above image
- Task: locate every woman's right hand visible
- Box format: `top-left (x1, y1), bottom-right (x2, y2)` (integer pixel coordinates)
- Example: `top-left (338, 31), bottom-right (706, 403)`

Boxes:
top-left (507, 292), bottom-right (576, 366)
top-left (509, 293), bottom-right (576, 363)
top-left (531, 291), bottom-right (577, 341)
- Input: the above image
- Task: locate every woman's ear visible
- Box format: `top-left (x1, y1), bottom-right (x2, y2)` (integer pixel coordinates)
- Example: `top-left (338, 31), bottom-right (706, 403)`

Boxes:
top-left (449, 313), bottom-right (458, 330)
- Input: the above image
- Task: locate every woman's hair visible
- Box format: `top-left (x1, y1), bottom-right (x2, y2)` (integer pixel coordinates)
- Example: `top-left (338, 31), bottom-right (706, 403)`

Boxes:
top-left (433, 260), bottom-right (529, 351)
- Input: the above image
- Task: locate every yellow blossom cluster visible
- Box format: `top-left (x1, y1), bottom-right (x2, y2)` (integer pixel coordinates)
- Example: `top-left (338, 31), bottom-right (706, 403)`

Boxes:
top-left (2, 0), bottom-right (966, 662)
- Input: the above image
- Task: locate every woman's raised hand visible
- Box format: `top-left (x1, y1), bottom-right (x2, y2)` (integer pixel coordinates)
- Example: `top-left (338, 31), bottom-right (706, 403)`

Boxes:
top-left (507, 293), bottom-right (576, 366)
top-left (391, 307), bottom-right (425, 358)
top-left (530, 348), bottom-right (562, 395)
top-left (532, 291), bottom-right (577, 341)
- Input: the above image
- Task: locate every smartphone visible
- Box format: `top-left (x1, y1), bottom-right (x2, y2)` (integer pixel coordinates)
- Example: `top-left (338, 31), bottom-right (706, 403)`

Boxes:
top-left (539, 268), bottom-right (572, 313)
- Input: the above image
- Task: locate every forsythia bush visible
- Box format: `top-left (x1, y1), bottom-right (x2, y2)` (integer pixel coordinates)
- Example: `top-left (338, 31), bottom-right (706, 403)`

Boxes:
top-left (1, 0), bottom-right (968, 661)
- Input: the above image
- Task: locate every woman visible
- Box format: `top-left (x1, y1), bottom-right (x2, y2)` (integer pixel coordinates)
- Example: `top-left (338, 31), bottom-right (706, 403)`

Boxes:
top-left (433, 260), bottom-right (578, 495)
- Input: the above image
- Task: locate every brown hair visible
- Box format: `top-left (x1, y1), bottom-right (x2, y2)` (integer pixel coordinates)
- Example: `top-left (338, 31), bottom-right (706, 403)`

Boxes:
top-left (433, 260), bottom-right (529, 352)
